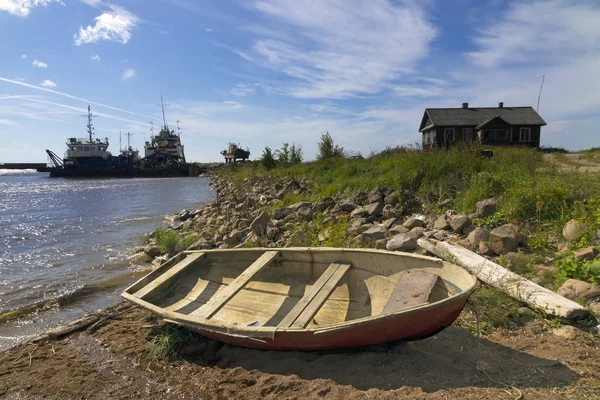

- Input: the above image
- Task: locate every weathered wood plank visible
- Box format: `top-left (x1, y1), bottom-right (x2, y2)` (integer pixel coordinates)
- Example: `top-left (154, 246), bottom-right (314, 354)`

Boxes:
top-left (417, 238), bottom-right (591, 321)
top-left (195, 251), bottom-right (279, 319)
top-left (291, 263), bottom-right (351, 328)
top-left (134, 252), bottom-right (205, 299)
top-left (278, 263), bottom-right (344, 328)
top-left (381, 270), bottom-right (439, 314)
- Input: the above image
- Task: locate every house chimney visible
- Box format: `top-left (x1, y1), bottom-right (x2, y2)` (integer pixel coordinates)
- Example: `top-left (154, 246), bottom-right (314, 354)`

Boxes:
top-left (462, 102), bottom-right (468, 109)
top-left (498, 102), bottom-right (504, 108)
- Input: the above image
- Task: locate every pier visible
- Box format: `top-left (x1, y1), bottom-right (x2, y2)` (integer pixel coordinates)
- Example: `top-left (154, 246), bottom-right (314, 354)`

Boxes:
top-left (0, 163), bottom-right (49, 172)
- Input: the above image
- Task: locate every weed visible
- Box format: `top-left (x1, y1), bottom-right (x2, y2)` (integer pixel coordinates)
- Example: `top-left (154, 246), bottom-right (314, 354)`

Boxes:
top-left (154, 228), bottom-right (182, 256)
top-left (149, 324), bottom-right (193, 360)
top-left (468, 286), bottom-right (529, 331)
top-left (555, 254), bottom-right (600, 285)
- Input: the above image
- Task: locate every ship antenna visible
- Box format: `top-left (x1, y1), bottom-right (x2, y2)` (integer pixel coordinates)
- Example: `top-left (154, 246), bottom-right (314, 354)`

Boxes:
top-left (126, 132), bottom-right (133, 150)
top-left (176, 120), bottom-right (181, 138)
top-left (537, 74), bottom-right (545, 113)
top-left (149, 121), bottom-right (154, 135)
top-left (156, 96), bottom-right (170, 129)
top-left (119, 131), bottom-right (122, 152)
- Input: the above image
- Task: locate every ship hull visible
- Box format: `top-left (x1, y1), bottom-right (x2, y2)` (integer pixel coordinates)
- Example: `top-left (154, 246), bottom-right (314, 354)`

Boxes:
top-left (49, 164), bottom-right (190, 178)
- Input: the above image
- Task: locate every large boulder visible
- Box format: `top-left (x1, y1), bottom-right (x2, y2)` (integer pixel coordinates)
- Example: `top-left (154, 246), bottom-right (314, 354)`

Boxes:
top-left (489, 224), bottom-right (519, 255)
top-left (557, 279), bottom-right (600, 301)
top-left (338, 202), bottom-right (358, 213)
top-left (347, 218), bottom-right (369, 235)
top-left (433, 215), bottom-right (450, 230)
top-left (367, 186), bottom-right (384, 204)
top-left (386, 233), bottom-right (417, 252)
top-left (468, 227), bottom-right (490, 247)
top-left (562, 219), bottom-right (586, 243)
top-left (364, 202), bottom-right (384, 217)
top-left (403, 216), bottom-right (425, 230)
top-left (475, 198), bottom-right (497, 218)
top-left (382, 217), bottom-right (399, 229)
top-left (449, 215), bottom-right (471, 233)
top-left (350, 207), bottom-right (369, 218)
top-left (272, 207), bottom-right (291, 220)
top-left (384, 191), bottom-right (400, 206)
top-left (390, 224), bottom-right (410, 235)
top-left (297, 204), bottom-right (314, 221)
top-left (321, 197), bottom-right (336, 209)
top-left (382, 204), bottom-right (399, 219)
top-left (360, 225), bottom-right (388, 241)
top-left (144, 246), bottom-right (162, 258)
top-left (250, 211), bottom-right (270, 236)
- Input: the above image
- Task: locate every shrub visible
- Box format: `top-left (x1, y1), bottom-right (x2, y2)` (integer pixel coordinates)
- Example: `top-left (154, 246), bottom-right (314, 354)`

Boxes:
top-left (260, 146), bottom-right (277, 170)
top-left (317, 132), bottom-right (344, 160)
top-left (155, 228), bottom-right (181, 256)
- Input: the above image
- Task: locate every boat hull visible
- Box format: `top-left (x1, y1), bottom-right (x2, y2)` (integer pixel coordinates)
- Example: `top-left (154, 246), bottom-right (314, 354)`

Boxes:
top-left (48, 164), bottom-right (190, 178)
top-left (189, 295), bottom-right (467, 350)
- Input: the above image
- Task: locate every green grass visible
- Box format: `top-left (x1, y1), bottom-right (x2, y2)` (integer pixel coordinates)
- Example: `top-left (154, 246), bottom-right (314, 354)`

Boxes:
top-left (154, 228), bottom-right (198, 256)
top-left (466, 286), bottom-right (534, 333)
top-left (149, 324), bottom-right (193, 360)
top-left (220, 145), bottom-right (600, 242)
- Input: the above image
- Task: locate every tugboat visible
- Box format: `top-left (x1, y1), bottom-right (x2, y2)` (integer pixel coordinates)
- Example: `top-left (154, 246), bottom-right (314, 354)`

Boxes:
top-left (221, 143), bottom-right (250, 163)
top-left (46, 102), bottom-right (190, 178)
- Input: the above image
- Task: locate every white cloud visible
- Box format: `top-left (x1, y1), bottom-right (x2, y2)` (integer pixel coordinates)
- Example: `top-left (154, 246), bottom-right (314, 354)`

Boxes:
top-left (0, 118), bottom-right (18, 126)
top-left (230, 84), bottom-right (255, 96)
top-left (74, 5), bottom-right (139, 45)
top-left (21, 54), bottom-right (27, 59)
top-left (121, 68), bottom-right (136, 81)
top-left (32, 59), bottom-right (48, 69)
top-left (467, 0), bottom-right (600, 68)
top-left (0, 76), bottom-right (158, 120)
top-left (40, 79), bottom-right (57, 87)
top-left (238, 0), bottom-right (436, 99)
top-left (0, 0), bottom-right (63, 17)
top-left (90, 53), bottom-right (101, 61)
top-left (205, 28), bottom-right (212, 32)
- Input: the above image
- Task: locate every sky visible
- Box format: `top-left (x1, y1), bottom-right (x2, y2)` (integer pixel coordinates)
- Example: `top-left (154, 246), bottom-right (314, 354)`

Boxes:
top-left (0, 0), bottom-right (599, 163)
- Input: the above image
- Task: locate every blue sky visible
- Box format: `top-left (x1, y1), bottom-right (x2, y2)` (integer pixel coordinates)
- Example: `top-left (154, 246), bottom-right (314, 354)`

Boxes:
top-left (1, 0), bottom-right (599, 163)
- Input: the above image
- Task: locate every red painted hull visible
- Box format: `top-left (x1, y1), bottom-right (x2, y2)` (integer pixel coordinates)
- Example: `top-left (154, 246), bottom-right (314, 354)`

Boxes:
top-left (190, 295), bottom-right (469, 351)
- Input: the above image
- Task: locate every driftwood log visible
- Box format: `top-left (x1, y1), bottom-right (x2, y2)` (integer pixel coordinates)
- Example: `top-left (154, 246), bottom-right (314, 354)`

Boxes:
top-left (417, 238), bottom-right (591, 321)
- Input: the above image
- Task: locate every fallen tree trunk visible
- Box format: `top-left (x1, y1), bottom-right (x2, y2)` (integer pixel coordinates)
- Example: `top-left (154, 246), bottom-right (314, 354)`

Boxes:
top-left (418, 238), bottom-right (591, 321)
top-left (32, 315), bottom-right (100, 342)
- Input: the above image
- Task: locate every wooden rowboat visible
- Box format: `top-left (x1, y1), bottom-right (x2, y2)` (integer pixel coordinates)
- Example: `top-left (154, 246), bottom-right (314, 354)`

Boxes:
top-left (122, 248), bottom-right (477, 351)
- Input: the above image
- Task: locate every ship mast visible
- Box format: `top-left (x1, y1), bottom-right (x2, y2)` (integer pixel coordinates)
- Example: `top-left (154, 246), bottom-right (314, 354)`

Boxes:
top-left (160, 96), bottom-right (168, 129)
top-left (86, 105), bottom-right (94, 142)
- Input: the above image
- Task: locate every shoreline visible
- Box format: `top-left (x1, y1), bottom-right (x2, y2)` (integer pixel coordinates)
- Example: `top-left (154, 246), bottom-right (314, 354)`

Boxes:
top-left (1, 171), bottom-right (600, 399)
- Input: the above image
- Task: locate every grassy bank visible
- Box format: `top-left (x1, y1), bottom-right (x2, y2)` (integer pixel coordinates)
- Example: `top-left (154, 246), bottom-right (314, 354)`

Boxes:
top-left (222, 145), bottom-right (600, 245)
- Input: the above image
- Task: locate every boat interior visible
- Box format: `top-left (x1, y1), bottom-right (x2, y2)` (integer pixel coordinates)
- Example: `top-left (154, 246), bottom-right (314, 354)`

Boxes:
top-left (123, 248), bottom-right (475, 330)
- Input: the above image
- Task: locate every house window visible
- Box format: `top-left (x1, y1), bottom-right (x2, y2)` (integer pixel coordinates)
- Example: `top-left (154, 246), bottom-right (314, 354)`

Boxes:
top-left (494, 129), bottom-right (509, 140)
top-left (520, 127), bottom-right (531, 142)
top-left (444, 128), bottom-right (455, 143)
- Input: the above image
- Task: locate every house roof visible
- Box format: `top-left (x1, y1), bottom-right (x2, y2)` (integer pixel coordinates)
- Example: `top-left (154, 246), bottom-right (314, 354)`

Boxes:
top-left (419, 106), bottom-right (547, 132)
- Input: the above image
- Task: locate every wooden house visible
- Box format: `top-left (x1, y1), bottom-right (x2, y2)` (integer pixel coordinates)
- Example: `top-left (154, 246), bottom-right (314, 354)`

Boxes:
top-left (419, 102), bottom-right (546, 149)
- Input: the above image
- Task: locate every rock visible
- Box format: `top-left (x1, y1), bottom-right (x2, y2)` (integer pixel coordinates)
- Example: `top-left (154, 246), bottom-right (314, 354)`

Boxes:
top-left (478, 241), bottom-right (493, 256)
top-left (407, 227), bottom-right (426, 240)
top-left (364, 202), bottom-right (384, 217)
top-left (350, 207), bottom-right (369, 218)
top-left (384, 191), bottom-right (400, 206)
top-left (250, 211), bottom-right (270, 236)
top-left (552, 325), bottom-right (584, 340)
top-left (389, 225), bottom-right (409, 235)
top-left (130, 252), bottom-right (153, 264)
top-left (176, 210), bottom-right (192, 221)
top-left (321, 197), bottom-right (336, 209)
top-left (382, 217), bottom-right (399, 229)
top-left (562, 219), bottom-right (586, 243)
top-left (352, 192), bottom-right (369, 206)
top-left (449, 215), bottom-right (471, 233)
top-left (386, 234), bottom-right (417, 252)
top-left (361, 225), bottom-right (388, 241)
top-left (489, 224), bottom-right (519, 255)
top-left (433, 215), bottom-right (450, 230)
top-left (144, 246), bottom-right (162, 258)
top-left (338, 202), bottom-right (358, 213)
top-left (476, 198), bottom-right (497, 218)
top-left (375, 239), bottom-right (388, 249)
top-left (297, 205), bottom-right (314, 221)
top-left (368, 186), bottom-right (384, 204)
top-left (573, 247), bottom-right (598, 261)
top-left (289, 201), bottom-right (312, 211)
top-left (462, 225), bottom-right (476, 235)
top-left (455, 238), bottom-right (472, 249)
top-left (272, 207), bottom-right (291, 220)
top-left (318, 228), bottom-right (332, 242)
top-left (347, 218), bottom-right (369, 235)
top-left (403, 216), bottom-right (425, 230)
top-left (468, 227), bottom-right (490, 247)
top-left (432, 230), bottom-right (448, 241)
top-left (187, 239), bottom-right (213, 250)
top-left (224, 230), bottom-right (243, 246)
top-left (557, 279), bottom-right (600, 301)
top-left (266, 227), bottom-right (280, 241)
top-left (382, 204), bottom-right (399, 219)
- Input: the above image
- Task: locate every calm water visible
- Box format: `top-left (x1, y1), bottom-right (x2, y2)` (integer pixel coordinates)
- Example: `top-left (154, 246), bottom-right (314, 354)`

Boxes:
top-left (0, 170), bottom-right (213, 351)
